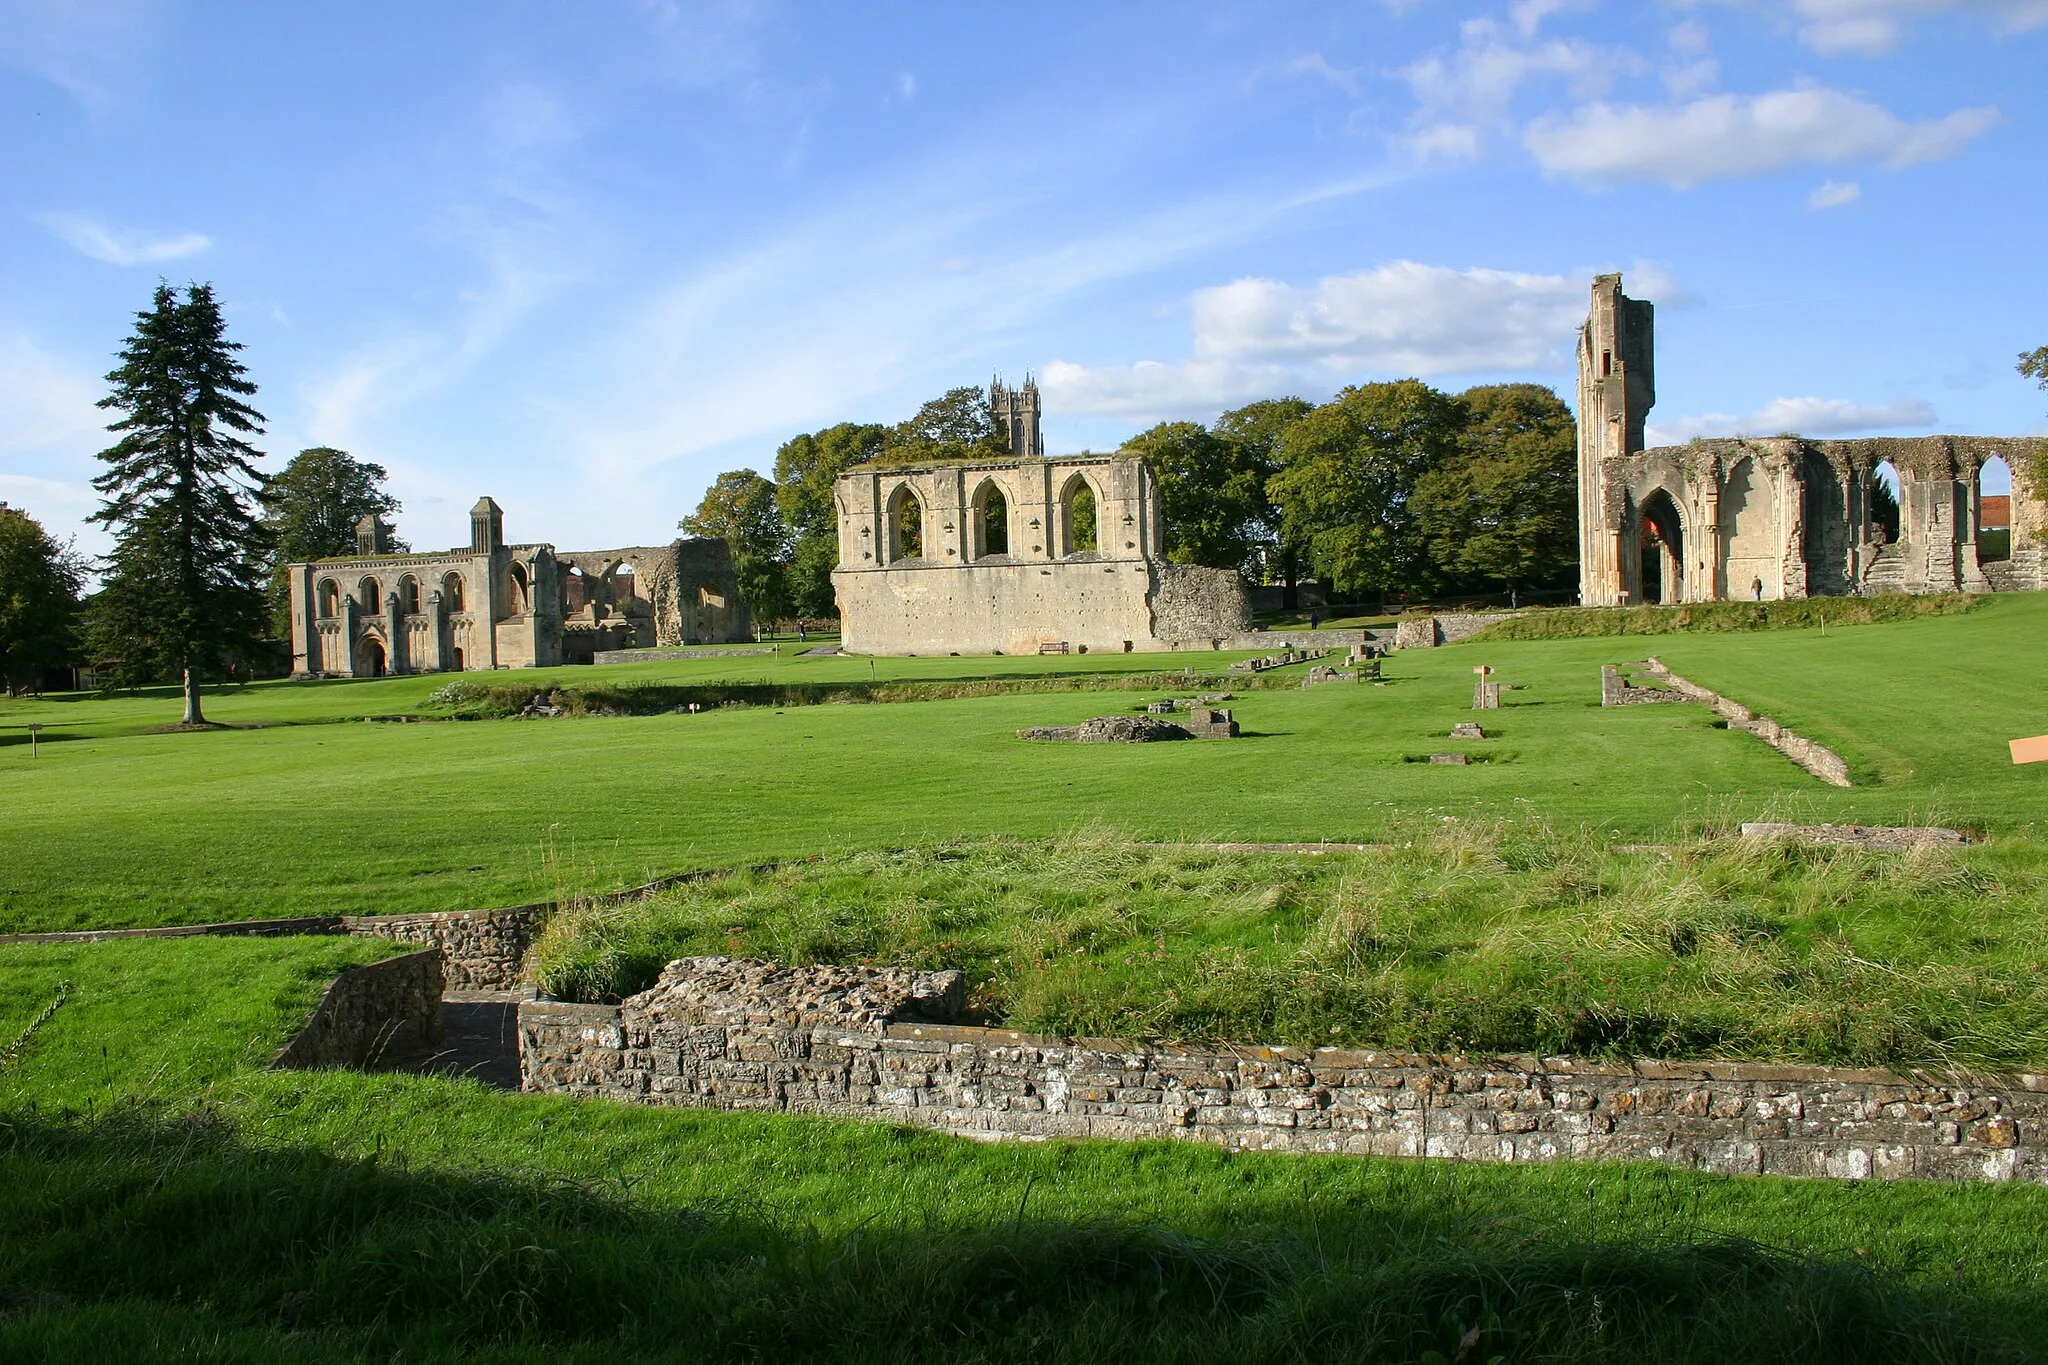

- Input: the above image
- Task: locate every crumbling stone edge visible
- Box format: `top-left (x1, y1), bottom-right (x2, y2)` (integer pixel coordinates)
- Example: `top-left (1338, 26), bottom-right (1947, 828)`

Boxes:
top-left (519, 957), bottom-right (2047, 1185)
top-left (1640, 658), bottom-right (1852, 787)
top-left (271, 948), bottom-right (444, 1070)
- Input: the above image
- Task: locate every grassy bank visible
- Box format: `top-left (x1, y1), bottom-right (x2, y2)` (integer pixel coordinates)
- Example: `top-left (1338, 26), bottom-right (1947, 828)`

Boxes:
top-left (1476, 594), bottom-right (1982, 641)
top-left (8, 595), bottom-right (2048, 933)
top-left (418, 670), bottom-right (1289, 720)
top-left (530, 829), bottom-right (2048, 1070)
top-left (3, 937), bottom-right (2044, 1362)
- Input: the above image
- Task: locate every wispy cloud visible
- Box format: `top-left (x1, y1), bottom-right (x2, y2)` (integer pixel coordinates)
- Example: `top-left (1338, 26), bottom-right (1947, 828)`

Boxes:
top-left (1649, 395), bottom-right (1937, 444)
top-left (1038, 260), bottom-right (1635, 420)
top-left (1525, 86), bottom-right (1999, 188)
top-left (39, 214), bottom-right (212, 265)
top-left (1808, 178), bottom-right (1862, 208)
top-left (1777, 0), bottom-right (2048, 57)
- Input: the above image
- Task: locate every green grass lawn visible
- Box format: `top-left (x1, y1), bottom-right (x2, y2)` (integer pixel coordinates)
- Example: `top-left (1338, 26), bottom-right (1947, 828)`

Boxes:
top-left (527, 832), bottom-right (2048, 1070)
top-left (3, 937), bottom-right (2044, 1362)
top-left (4, 594), bottom-right (2046, 933)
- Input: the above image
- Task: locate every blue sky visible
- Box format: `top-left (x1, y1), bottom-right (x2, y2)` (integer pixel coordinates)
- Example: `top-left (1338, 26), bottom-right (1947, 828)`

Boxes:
top-left (4, 0), bottom-right (2045, 558)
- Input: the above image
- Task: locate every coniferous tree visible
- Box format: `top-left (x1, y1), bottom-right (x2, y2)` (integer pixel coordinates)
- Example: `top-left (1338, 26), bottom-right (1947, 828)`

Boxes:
top-left (88, 282), bottom-right (272, 723)
top-left (0, 503), bottom-right (85, 693)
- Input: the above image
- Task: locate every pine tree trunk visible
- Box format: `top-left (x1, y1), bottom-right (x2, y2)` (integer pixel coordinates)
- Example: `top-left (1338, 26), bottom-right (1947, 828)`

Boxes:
top-left (182, 666), bottom-right (205, 726)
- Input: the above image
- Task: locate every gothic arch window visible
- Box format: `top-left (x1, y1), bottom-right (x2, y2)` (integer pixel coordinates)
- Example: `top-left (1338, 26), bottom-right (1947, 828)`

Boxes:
top-left (509, 562), bottom-right (530, 615)
top-left (1978, 455), bottom-right (2013, 563)
top-left (317, 579), bottom-right (340, 617)
top-left (400, 575), bottom-right (422, 615)
top-left (1058, 473), bottom-right (1099, 557)
top-left (442, 572), bottom-right (466, 612)
top-left (1637, 488), bottom-right (1684, 605)
top-left (1870, 460), bottom-right (1902, 544)
top-left (970, 479), bottom-right (1010, 559)
top-left (887, 484), bottom-right (926, 563)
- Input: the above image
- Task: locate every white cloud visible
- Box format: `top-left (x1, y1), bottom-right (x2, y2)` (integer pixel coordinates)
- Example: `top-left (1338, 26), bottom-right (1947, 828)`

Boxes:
top-left (1808, 178), bottom-right (1862, 207)
top-left (1525, 86), bottom-right (1999, 187)
top-left (1405, 25), bottom-right (1617, 125)
top-left (40, 214), bottom-right (212, 266)
top-left (1037, 261), bottom-right (1631, 419)
top-left (1649, 395), bottom-right (1936, 443)
top-left (0, 334), bottom-right (103, 455)
top-left (1406, 122), bottom-right (1483, 160)
top-left (1782, 0), bottom-right (2048, 56)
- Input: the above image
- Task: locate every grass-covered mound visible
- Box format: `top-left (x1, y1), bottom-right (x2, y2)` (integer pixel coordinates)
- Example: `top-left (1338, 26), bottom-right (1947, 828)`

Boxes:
top-left (4, 937), bottom-right (2043, 1362)
top-left (1475, 594), bottom-right (1981, 641)
top-left (417, 670), bottom-right (1290, 720)
top-left (529, 828), bottom-right (2048, 1071)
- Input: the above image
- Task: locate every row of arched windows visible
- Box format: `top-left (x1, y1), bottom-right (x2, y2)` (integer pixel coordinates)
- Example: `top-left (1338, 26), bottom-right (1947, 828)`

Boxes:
top-left (316, 571), bottom-right (470, 618)
top-left (882, 474), bottom-right (1101, 565)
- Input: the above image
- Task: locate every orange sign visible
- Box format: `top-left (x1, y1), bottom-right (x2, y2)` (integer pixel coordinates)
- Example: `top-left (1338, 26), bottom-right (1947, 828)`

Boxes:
top-left (2011, 736), bottom-right (2048, 765)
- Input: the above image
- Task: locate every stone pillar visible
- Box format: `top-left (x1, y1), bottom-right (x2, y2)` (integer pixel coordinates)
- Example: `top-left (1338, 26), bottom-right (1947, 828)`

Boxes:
top-left (385, 592), bottom-right (407, 673)
top-left (1699, 482), bottom-right (1723, 602)
top-left (1961, 464), bottom-right (1990, 592)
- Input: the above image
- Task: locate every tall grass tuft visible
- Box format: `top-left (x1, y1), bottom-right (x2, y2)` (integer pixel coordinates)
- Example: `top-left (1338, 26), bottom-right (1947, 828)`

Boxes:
top-left (526, 826), bottom-right (2048, 1070)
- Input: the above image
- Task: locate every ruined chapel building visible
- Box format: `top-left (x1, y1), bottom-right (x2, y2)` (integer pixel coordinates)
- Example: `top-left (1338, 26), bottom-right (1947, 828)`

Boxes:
top-left (1576, 273), bottom-right (2046, 606)
top-left (831, 377), bottom-right (1253, 655)
top-left (284, 499), bottom-right (749, 677)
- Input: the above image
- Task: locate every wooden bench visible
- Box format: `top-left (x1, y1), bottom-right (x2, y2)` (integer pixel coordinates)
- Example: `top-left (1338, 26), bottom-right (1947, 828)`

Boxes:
top-left (1036, 641), bottom-right (1070, 654)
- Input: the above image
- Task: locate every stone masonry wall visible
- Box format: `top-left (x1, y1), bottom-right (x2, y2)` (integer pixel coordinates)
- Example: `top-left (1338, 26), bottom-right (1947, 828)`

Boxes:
top-left (272, 949), bottom-right (444, 1070)
top-left (521, 957), bottom-right (2048, 1184)
top-left (1641, 657), bottom-right (1852, 787)
top-left (344, 906), bottom-right (547, 992)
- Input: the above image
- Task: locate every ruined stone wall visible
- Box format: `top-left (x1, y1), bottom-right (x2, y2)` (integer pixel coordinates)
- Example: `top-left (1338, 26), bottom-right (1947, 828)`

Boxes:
top-left (271, 949), bottom-right (444, 1069)
top-left (1149, 563), bottom-right (1253, 648)
top-left (832, 454), bottom-right (1245, 655)
top-left (343, 907), bottom-right (547, 993)
top-left (1640, 658), bottom-right (1851, 787)
top-left (521, 958), bottom-right (2048, 1183)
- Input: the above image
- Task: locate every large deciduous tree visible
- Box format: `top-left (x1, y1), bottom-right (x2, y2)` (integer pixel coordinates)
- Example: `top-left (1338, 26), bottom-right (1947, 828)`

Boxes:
top-left (0, 504), bottom-right (84, 693)
top-left (88, 282), bottom-right (272, 723)
top-left (881, 386), bottom-right (1009, 463)
top-left (2022, 346), bottom-right (2048, 492)
top-left (256, 446), bottom-right (404, 633)
top-left (1118, 420), bottom-right (1268, 574)
top-left (682, 469), bottom-right (791, 627)
top-left (1265, 381), bottom-right (1464, 601)
top-left (1411, 384), bottom-right (1578, 596)
top-left (775, 422), bottom-right (887, 620)
top-left (1213, 398), bottom-right (1313, 602)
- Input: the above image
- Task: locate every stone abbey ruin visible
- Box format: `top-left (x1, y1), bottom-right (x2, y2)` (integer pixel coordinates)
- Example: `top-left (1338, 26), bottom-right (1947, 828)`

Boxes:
top-left (287, 278), bottom-right (2048, 677)
top-left (831, 378), bottom-right (1253, 656)
top-left (285, 497), bottom-right (749, 677)
top-left (1576, 273), bottom-right (2046, 606)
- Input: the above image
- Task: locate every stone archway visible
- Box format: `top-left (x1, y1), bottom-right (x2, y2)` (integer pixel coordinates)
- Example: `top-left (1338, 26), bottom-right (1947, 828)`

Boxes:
top-left (1638, 488), bottom-right (1684, 604)
top-left (358, 635), bottom-right (388, 678)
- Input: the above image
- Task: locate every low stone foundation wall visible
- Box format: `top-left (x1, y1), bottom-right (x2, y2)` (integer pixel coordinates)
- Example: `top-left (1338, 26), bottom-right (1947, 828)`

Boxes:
top-left (1393, 614), bottom-right (1517, 649)
top-left (1642, 658), bottom-right (1852, 786)
top-left (591, 646), bottom-right (776, 664)
top-left (272, 949), bottom-right (444, 1069)
top-left (343, 907), bottom-right (548, 993)
top-left (520, 957), bottom-right (2048, 1183)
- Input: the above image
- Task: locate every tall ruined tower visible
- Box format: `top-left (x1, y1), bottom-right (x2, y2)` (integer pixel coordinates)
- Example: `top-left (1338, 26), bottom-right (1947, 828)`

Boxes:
top-left (990, 375), bottom-right (1044, 458)
top-left (1576, 274), bottom-right (1655, 605)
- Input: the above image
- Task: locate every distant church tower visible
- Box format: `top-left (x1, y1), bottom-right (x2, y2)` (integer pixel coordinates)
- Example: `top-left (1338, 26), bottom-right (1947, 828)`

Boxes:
top-left (1576, 274), bottom-right (1655, 606)
top-left (990, 374), bottom-right (1044, 458)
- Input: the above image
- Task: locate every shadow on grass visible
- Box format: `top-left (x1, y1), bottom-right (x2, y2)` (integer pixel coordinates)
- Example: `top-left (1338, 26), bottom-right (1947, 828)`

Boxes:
top-left (0, 1102), bottom-right (2021, 1363)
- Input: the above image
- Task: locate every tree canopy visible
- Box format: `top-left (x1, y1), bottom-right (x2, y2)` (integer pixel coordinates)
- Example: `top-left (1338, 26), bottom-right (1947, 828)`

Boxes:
top-left (256, 446), bottom-right (403, 632)
top-left (775, 422), bottom-right (886, 619)
top-left (1117, 420), bottom-right (1268, 574)
top-left (877, 386), bottom-right (1009, 464)
top-left (0, 503), bottom-right (84, 693)
top-left (87, 282), bottom-right (272, 721)
top-left (1410, 384), bottom-right (1579, 594)
top-left (682, 469), bottom-right (790, 627)
top-left (1265, 381), bottom-right (1469, 599)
